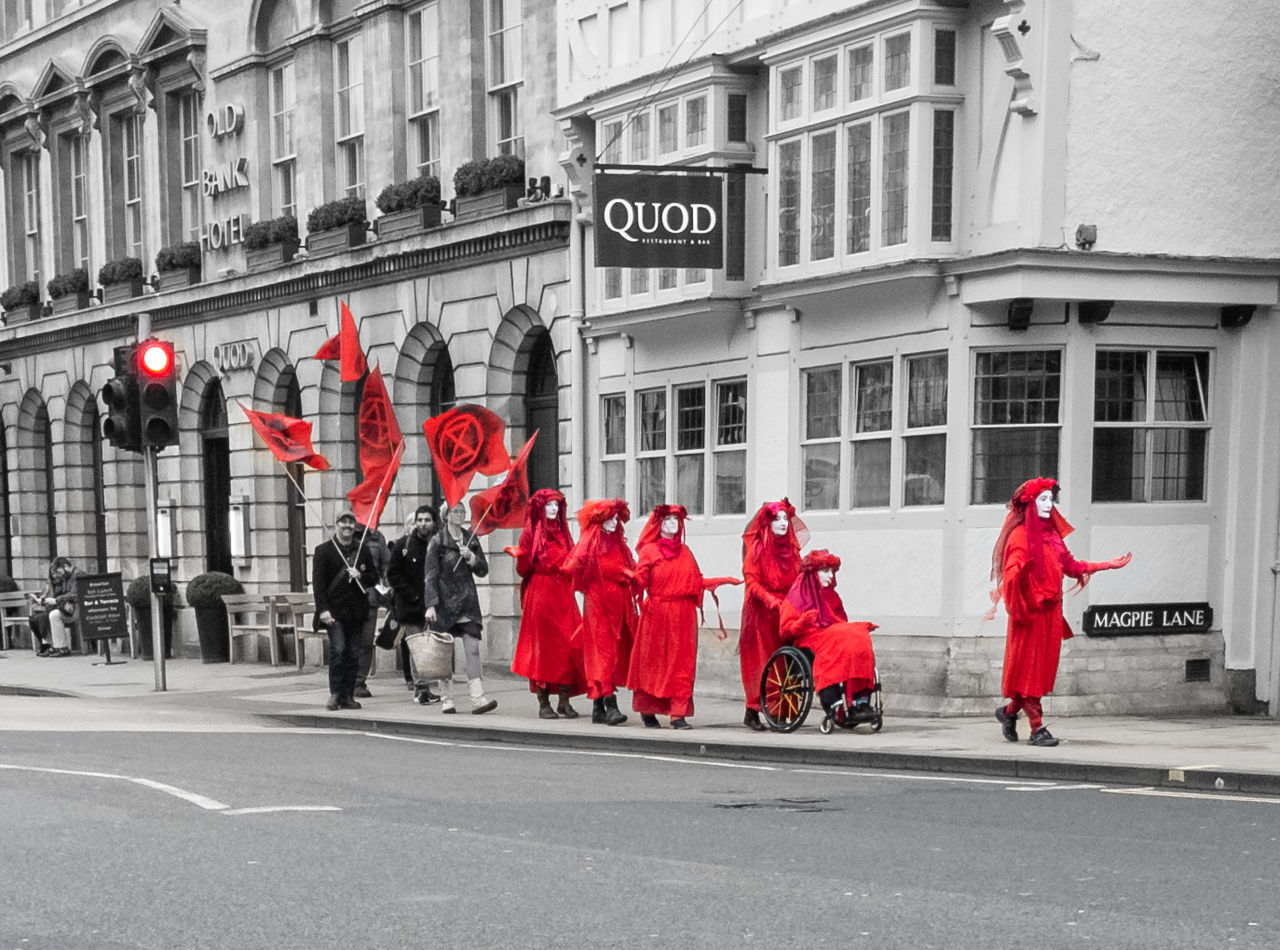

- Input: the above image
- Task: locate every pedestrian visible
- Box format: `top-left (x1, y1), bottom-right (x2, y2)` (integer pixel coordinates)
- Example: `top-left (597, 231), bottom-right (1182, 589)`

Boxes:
top-left (388, 504), bottom-right (442, 704)
top-left (990, 477), bottom-right (1132, 746)
top-left (507, 488), bottom-right (586, 718)
top-left (778, 549), bottom-right (878, 720)
top-left (32, 557), bottom-right (81, 657)
top-left (565, 498), bottom-right (638, 726)
top-left (738, 499), bottom-right (805, 731)
top-left (313, 511), bottom-right (381, 711)
top-left (352, 521), bottom-right (393, 698)
top-left (423, 500), bottom-right (496, 714)
top-left (627, 504), bottom-right (740, 729)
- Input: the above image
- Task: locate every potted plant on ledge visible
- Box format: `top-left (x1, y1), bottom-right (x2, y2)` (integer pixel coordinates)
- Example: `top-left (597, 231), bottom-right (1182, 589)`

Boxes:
top-left (306, 196), bottom-right (368, 254)
top-left (47, 268), bottom-right (91, 315)
top-left (244, 215), bottom-right (300, 272)
top-left (185, 571), bottom-right (243, 663)
top-left (154, 242), bottom-right (202, 291)
top-left (1, 280), bottom-right (41, 324)
top-left (374, 174), bottom-right (443, 240)
top-left (98, 257), bottom-right (146, 304)
top-left (453, 154), bottom-right (526, 218)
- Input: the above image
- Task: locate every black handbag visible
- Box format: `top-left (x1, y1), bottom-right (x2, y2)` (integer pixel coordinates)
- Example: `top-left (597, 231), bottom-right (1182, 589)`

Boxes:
top-left (374, 612), bottom-right (399, 650)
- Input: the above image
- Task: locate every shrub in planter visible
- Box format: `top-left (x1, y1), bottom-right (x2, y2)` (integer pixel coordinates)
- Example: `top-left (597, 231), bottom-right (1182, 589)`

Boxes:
top-left (306, 196), bottom-right (368, 235)
top-left (127, 575), bottom-right (179, 659)
top-left (0, 574), bottom-right (19, 593)
top-left (46, 268), bottom-right (90, 299)
top-left (155, 241), bottom-right (202, 274)
top-left (375, 175), bottom-right (442, 214)
top-left (482, 154), bottom-right (525, 191)
top-left (244, 215), bottom-right (300, 251)
top-left (1, 280), bottom-right (40, 316)
top-left (453, 156), bottom-right (527, 216)
top-left (186, 570), bottom-right (243, 663)
top-left (452, 159), bottom-right (487, 198)
top-left (98, 257), bottom-right (144, 286)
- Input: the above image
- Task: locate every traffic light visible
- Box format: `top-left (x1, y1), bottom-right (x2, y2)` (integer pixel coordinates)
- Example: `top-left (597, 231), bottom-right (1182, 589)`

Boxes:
top-left (136, 339), bottom-right (179, 450)
top-left (101, 344), bottom-right (141, 452)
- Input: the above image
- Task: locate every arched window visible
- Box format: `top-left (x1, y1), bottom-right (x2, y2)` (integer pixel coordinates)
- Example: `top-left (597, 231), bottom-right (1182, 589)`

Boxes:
top-left (282, 368), bottom-right (308, 590)
top-left (427, 345), bottom-right (455, 508)
top-left (201, 381), bottom-right (232, 574)
top-left (523, 332), bottom-right (557, 493)
top-left (0, 421), bottom-right (10, 576)
top-left (35, 403), bottom-right (56, 559)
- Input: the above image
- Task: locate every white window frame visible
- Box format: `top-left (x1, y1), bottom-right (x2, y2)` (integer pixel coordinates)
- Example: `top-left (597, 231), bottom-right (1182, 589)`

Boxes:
top-left (487, 0), bottom-right (524, 156)
top-left (335, 33), bottom-right (365, 198)
top-left (270, 61), bottom-right (297, 218)
top-left (408, 2), bottom-right (441, 178)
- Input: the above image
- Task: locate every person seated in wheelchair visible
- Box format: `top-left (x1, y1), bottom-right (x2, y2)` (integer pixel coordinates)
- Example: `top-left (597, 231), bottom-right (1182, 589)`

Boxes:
top-left (777, 550), bottom-right (878, 720)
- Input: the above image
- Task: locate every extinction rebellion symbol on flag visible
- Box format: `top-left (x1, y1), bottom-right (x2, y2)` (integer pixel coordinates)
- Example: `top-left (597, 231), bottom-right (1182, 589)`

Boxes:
top-left (594, 172), bottom-right (723, 269)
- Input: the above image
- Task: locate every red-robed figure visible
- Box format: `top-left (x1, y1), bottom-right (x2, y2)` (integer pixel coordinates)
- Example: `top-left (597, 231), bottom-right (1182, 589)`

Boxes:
top-left (627, 504), bottom-right (740, 730)
top-left (991, 477), bottom-right (1132, 747)
top-left (739, 499), bottom-right (806, 731)
top-left (778, 550), bottom-right (878, 718)
top-left (508, 488), bottom-right (586, 719)
top-left (565, 498), bottom-right (639, 726)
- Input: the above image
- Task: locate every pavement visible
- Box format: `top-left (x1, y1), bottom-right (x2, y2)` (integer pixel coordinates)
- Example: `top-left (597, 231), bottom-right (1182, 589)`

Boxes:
top-left (3, 646), bottom-right (1280, 795)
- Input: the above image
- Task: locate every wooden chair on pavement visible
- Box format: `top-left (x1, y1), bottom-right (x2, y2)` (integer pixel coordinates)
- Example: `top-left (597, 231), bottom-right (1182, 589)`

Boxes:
top-left (272, 592), bottom-right (321, 671)
top-left (223, 592), bottom-right (281, 665)
top-left (0, 592), bottom-right (33, 651)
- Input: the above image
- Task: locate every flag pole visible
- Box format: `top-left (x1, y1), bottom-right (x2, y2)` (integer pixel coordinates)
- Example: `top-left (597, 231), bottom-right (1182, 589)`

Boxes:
top-left (355, 440), bottom-right (406, 552)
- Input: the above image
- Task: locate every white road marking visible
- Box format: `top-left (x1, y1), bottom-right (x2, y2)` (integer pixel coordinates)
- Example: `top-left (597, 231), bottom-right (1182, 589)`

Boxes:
top-left (1101, 787), bottom-right (1280, 805)
top-left (1007, 783), bottom-right (1104, 792)
top-left (220, 806), bottom-right (342, 815)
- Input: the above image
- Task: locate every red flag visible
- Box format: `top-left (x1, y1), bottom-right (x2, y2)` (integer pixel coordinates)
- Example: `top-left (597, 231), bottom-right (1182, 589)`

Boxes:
top-left (422, 404), bottom-right (511, 509)
top-left (313, 301), bottom-right (368, 382)
top-left (346, 367), bottom-right (404, 530)
top-left (469, 432), bottom-right (537, 536)
top-left (238, 402), bottom-right (330, 470)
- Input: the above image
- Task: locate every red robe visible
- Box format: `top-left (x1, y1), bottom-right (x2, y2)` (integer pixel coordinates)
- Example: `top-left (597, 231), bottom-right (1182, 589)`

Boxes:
top-left (1000, 524), bottom-right (1090, 699)
top-left (628, 543), bottom-right (704, 717)
top-left (511, 529), bottom-right (585, 690)
top-left (739, 537), bottom-right (800, 709)
top-left (778, 587), bottom-right (877, 694)
top-left (573, 533), bottom-right (638, 698)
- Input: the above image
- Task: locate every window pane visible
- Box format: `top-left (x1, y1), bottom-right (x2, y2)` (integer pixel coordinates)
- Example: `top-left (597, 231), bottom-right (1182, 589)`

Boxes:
top-left (685, 96), bottom-right (706, 147)
top-left (885, 33), bottom-right (911, 90)
top-left (779, 66), bottom-right (802, 120)
top-left (805, 367), bottom-right (841, 439)
top-left (603, 460), bottom-right (626, 499)
top-left (604, 267), bottom-right (622, 299)
top-left (1095, 351), bottom-right (1147, 421)
top-left (934, 29), bottom-right (956, 85)
top-left (602, 394), bottom-right (626, 454)
top-left (803, 442), bottom-right (840, 510)
top-left (727, 93), bottom-right (748, 142)
top-left (630, 267), bottom-right (649, 294)
top-left (676, 454), bottom-right (704, 514)
top-left (1151, 428), bottom-right (1206, 501)
top-left (603, 120), bottom-right (623, 164)
top-left (1092, 428), bottom-right (1144, 502)
top-left (848, 44), bottom-right (873, 101)
top-left (974, 351), bottom-right (1061, 425)
top-left (811, 131), bottom-right (836, 260)
top-left (658, 267), bottom-right (677, 289)
top-left (852, 439), bottom-right (891, 508)
top-left (676, 386), bottom-right (705, 451)
top-left (931, 110), bottom-right (954, 242)
top-left (778, 140), bottom-right (801, 266)
top-left (639, 389), bottom-right (667, 451)
top-left (714, 450), bottom-right (746, 515)
top-left (630, 112), bottom-right (651, 161)
top-left (882, 111), bottom-right (909, 246)
top-left (847, 123), bottom-right (871, 254)
top-left (855, 360), bottom-right (893, 433)
top-left (812, 55), bottom-right (837, 110)
top-left (1155, 352), bottom-right (1208, 422)
top-left (971, 428), bottom-right (1059, 505)
top-left (907, 354), bottom-right (947, 428)
top-left (717, 380), bottom-right (747, 445)
top-left (658, 104), bottom-right (678, 153)
top-left (903, 434), bottom-right (946, 506)
top-left (638, 457), bottom-right (665, 512)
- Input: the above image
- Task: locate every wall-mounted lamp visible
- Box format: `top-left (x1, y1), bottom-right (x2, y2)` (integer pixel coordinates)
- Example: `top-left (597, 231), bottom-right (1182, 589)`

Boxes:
top-left (1007, 298), bottom-right (1034, 331)
top-left (1078, 300), bottom-right (1113, 324)
top-left (1221, 304), bottom-right (1255, 329)
top-left (1075, 224), bottom-right (1097, 250)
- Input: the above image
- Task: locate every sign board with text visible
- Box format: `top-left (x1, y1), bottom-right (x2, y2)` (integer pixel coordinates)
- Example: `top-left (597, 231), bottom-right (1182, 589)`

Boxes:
top-left (1083, 602), bottom-right (1213, 637)
top-left (74, 572), bottom-right (128, 642)
top-left (594, 172), bottom-right (723, 269)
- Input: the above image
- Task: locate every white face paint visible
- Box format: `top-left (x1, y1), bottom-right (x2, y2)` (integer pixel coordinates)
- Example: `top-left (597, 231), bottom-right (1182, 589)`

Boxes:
top-left (1035, 489), bottom-right (1054, 520)
top-left (545, 500), bottom-right (560, 521)
top-left (817, 569), bottom-right (834, 588)
top-left (602, 515), bottom-right (619, 533)
top-left (771, 511), bottom-right (789, 536)
top-left (660, 515), bottom-right (680, 538)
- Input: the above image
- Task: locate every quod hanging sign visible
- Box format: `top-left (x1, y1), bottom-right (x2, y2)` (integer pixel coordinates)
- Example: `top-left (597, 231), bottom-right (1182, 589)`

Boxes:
top-left (594, 172), bottom-right (723, 269)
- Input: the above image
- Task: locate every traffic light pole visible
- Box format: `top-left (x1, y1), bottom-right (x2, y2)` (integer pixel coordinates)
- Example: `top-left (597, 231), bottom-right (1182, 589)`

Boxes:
top-left (135, 311), bottom-right (166, 691)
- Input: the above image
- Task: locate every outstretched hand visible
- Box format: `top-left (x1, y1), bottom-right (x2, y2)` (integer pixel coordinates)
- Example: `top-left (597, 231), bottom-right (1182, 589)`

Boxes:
top-left (1101, 552), bottom-right (1133, 571)
top-left (503, 546), bottom-right (521, 559)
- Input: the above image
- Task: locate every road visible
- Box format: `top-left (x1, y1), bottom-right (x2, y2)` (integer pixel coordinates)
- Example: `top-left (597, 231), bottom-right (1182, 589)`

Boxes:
top-left (1, 696), bottom-right (1277, 949)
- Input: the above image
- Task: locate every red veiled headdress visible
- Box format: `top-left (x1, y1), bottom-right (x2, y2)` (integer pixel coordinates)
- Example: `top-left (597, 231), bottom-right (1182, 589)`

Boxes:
top-left (577, 497), bottom-right (631, 532)
top-left (569, 498), bottom-right (635, 586)
top-left (741, 498), bottom-right (808, 555)
top-left (638, 504), bottom-right (688, 558)
top-left (785, 548), bottom-right (844, 628)
top-left (986, 477), bottom-right (1074, 618)
top-left (521, 487), bottom-right (572, 563)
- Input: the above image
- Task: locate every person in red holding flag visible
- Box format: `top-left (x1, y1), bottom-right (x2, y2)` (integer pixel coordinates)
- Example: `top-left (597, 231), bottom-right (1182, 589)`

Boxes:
top-left (627, 505), bottom-right (740, 729)
top-left (738, 499), bottom-right (805, 732)
top-left (506, 488), bottom-right (586, 719)
top-left (566, 499), bottom-right (638, 726)
top-left (778, 550), bottom-right (879, 722)
top-left (991, 477), bottom-right (1132, 747)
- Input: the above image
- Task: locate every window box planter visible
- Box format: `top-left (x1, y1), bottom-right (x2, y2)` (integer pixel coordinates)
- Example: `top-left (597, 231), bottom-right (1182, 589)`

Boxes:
top-left (376, 205), bottom-right (443, 241)
top-left (156, 266), bottom-right (201, 292)
top-left (307, 221), bottom-right (367, 255)
top-left (454, 183), bottom-right (524, 219)
top-left (1, 282), bottom-right (41, 324)
top-left (102, 279), bottom-right (145, 304)
top-left (245, 241), bottom-right (299, 272)
top-left (50, 291), bottom-right (91, 315)
top-left (3, 302), bottom-right (41, 324)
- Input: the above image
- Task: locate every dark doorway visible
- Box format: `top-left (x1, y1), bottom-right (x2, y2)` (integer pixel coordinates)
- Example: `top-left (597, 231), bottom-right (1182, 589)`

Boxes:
top-left (524, 332), bottom-right (558, 493)
top-left (0, 422), bottom-right (10, 576)
top-left (88, 402), bottom-right (108, 572)
top-left (36, 403), bottom-right (57, 560)
top-left (283, 372), bottom-right (307, 591)
top-left (201, 382), bottom-right (233, 575)
top-left (428, 346), bottom-right (455, 509)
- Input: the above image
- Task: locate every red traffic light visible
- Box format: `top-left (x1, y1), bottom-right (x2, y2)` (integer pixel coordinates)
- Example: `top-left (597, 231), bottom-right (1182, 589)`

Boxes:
top-left (137, 340), bottom-right (174, 378)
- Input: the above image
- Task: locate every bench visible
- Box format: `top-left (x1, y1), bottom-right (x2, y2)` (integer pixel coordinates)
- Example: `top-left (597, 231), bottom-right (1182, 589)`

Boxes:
top-left (0, 592), bottom-right (33, 651)
top-left (272, 592), bottom-right (320, 671)
top-left (223, 592), bottom-right (281, 665)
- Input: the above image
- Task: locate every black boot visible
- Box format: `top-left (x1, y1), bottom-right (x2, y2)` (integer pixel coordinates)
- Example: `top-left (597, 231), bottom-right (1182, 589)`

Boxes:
top-left (591, 697), bottom-right (606, 724)
top-left (556, 685), bottom-right (580, 719)
top-left (537, 686), bottom-right (558, 719)
top-left (603, 694), bottom-right (628, 726)
top-left (743, 707), bottom-right (766, 732)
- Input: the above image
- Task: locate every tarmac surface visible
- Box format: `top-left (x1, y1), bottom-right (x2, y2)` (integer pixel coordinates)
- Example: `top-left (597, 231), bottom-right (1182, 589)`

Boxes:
top-left (3, 647), bottom-right (1279, 795)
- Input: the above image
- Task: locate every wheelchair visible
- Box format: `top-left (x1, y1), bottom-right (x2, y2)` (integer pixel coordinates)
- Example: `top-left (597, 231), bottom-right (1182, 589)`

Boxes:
top-left (758, 644), bottom-right (883, 734)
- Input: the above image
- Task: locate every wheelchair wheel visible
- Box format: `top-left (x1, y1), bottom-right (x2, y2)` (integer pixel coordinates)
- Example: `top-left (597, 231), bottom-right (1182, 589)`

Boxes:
top-left (759, 645), bottom-right (813, 733)
top-left (819, 716), bottom-right (834, 735)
